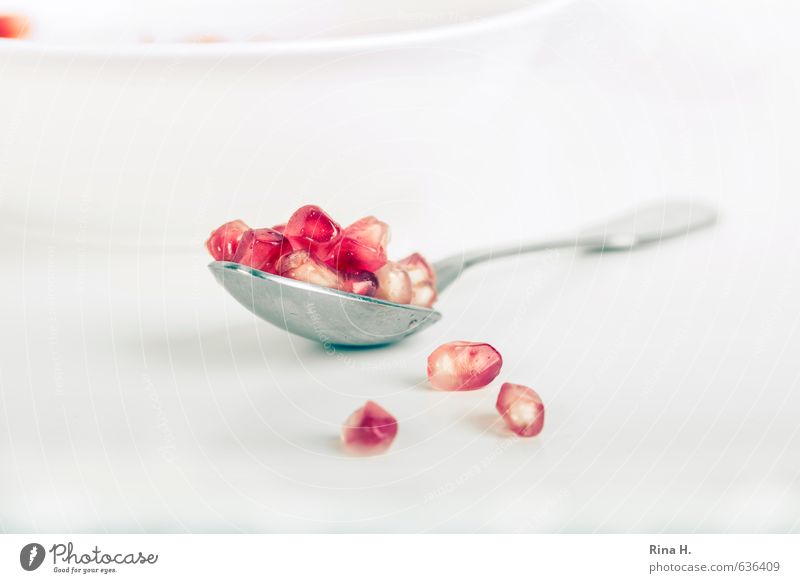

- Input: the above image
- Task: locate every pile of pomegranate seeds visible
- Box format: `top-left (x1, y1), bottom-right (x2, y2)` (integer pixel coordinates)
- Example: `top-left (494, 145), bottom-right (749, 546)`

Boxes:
top-left (341, 401), bottom-right (399, 455)
top-left (0, 14), bottom-right (29, 39)
top-left (206, 205), bottom-right (437, 307)
top-left (495, 383), bottom-right (545, 437)
top-left (427, 341), bottom-right (503, 391)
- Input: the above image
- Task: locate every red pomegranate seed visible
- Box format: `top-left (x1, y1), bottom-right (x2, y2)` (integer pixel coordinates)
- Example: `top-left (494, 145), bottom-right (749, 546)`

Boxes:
top-left (374, 261), bottom-right (413, 304)
top-left (340, 270), bottom-right (379, 297)
top-left (327, 216), bottom-right (389, 272)
top-left (427, 341), bottom-right (503, 391)
top-left (496, 383), bottom-right (545, 437)
top-left (284, 205), bottom-right (341, 258)
top-left (398, 252), bottom-right (437, 308)
top-left (272, 223), bottom-right (286, 233)
top-left (276, 249), bottom-right (341, 289)
top-left (341, 401), bottom-right (398, 455)
top-left (205, 219), bottom-right (250, 261)
top-left (231, 227), bottom-right (291, 273)
top-left (0, 14), bottom-right (29, 39)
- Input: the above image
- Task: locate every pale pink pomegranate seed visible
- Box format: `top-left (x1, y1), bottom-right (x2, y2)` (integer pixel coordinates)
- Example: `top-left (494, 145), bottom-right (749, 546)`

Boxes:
top-left (426, 341), bottom-right (503, 391)
top-left (341, 401), bottom-right (398, 455)
top-left (0, 14), bottom-right (29, 38)
top-left (205, 219), bottom-right (250, 261)
top-left (496, 383), bottom-right (545, 437)
top-left (409, 284), bottom-right (437, 308)
top-left (327, 216), bottom-right (389, 272)
top-left (374, 261), bottom-right (413, 304)
top-left (340, 270), bottom-right (379, 297)
top-left (398, 252), bottom-right (438, 308)
top-left (276, 249), bottom-right (341, 289)
top-left (284, 205), bottom-right (341, 258)
top-left (272, 223), bottom-right (286, 233)
top-left (231, 228), bottom-right (292, 274)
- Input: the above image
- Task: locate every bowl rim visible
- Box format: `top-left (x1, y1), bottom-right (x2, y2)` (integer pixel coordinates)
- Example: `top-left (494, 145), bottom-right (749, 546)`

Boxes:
top-left (0, 0), bottom-right (569, 59)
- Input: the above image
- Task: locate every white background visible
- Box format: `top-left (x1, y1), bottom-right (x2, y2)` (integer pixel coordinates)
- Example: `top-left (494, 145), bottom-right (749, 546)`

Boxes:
top-left (1, 0), bottom-right (799, 533)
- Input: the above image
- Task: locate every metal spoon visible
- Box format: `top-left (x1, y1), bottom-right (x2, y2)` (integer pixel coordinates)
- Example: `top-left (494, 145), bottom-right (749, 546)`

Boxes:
top-left (209, 200), bottom-right (717, 347)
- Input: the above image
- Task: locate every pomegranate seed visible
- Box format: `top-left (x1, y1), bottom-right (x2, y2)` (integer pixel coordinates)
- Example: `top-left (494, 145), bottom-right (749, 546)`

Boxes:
top-left (231, 228), bottom-right (292, 274)
top-left (398, 252), bottom-right (438, 308)
top-left (410, 284), bottom-right (437, 308)
top-left (0, 14), bottom-right (29, 39)
top-left (284, 205), bottom-right (341, 258)
top-left (272, 223), bottom-right (286, 233)
top-left (496, 383), bottom-right (544, 437)
top-left (276, 250), bottom-right (341, 289)
top-left (374, 262), bottom-right (413, 304)
top-left (327, 216), bottom-right (389, 272)
top-left (341, 401), bottom-right (398, 455)
top-left (427, 341), bottom-right (503, 391)
top-left (205, 219), bottom-right (250, 261)
top-left (340, 270), bottom-right (379, 297)
top-left (398, 252), bottom-right (435, 285)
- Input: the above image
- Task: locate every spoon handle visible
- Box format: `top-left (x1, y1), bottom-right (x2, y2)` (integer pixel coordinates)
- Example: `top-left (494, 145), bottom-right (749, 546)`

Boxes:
top-left (432, 200), bottom-right (717, 293)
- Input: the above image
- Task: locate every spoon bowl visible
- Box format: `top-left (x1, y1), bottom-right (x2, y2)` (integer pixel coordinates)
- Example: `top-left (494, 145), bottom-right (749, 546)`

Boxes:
top-left (209, 261), bottom-right (442, 346)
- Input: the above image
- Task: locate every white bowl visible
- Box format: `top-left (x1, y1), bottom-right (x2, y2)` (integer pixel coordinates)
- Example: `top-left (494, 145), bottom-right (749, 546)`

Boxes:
top-left (0, 0), bottom-right (569, 249)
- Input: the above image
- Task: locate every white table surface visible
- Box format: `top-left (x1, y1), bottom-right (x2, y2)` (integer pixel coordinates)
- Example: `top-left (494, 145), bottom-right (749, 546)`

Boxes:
top-left (1, 0), bottom-right (799, 532)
